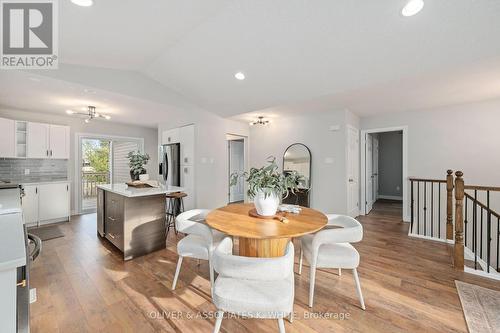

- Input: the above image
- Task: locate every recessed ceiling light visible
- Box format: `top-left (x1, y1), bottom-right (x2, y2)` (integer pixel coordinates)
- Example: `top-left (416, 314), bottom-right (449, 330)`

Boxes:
top-left (66, 110), bottom-right (75, 114)
top-left (71, 0), bottom-right (93, 7)
top-left (28, 77), bottom-right (41, 82)
top-left (402, 0), bottom-right (424, 17)
top-left (234, 72), bottom-right (245, 80)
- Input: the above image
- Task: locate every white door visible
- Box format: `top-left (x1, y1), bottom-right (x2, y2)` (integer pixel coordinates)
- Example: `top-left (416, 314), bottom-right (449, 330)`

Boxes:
top-left (373, 136), bottom-right (379, 201)
top-left (347, 127), bottom-right (360, 217)
top-left (0, 117), bottom-right (15, 157)
top-left (365, 134), bottom-right (374, 213)
top-left (27, 122), bottom-right (50, 158)
top-left (38, 183), bottom-right (70, 221)
top-left (49, 125), bottom-right (70, 159)
top-left (21, 185), bottom-right (39, 225)
top-left (229, 140), bottom-right (245, 203)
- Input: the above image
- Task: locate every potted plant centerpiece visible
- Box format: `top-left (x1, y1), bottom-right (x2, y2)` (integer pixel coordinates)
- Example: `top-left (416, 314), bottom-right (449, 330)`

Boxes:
top-left (230, 157), bottom-right (303, 216)
top-left (127, 151), bottom-right (150, 181)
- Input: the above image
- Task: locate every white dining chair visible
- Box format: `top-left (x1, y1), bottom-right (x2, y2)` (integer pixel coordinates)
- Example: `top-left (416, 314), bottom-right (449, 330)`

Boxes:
top-left (212, 237), bottom-right (294, 333)
top-left (298, 214), bottom-right (365, 309)
top-left (171, 209), bottom-right (225, 294)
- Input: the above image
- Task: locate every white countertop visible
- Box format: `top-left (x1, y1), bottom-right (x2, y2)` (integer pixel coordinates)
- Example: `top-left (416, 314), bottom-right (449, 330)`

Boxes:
top-left (97, 183), bottom-right (185, 198)
top-left (21, 180), bottom-right (69, 185)
top-left (0, 188), bottom-right (26, 271)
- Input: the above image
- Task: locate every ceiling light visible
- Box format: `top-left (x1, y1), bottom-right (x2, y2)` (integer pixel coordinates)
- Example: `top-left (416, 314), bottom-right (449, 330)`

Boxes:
top-left (402, 0), bottom-right (424, 17)
top-left (234, 72), bottom-right (245, 80)
top-left (66, 106), bottom-right (110, 123)
top-left (71, 0), bottom-right (93, 6)
top-left (249, 116), bottom-right (269, 126)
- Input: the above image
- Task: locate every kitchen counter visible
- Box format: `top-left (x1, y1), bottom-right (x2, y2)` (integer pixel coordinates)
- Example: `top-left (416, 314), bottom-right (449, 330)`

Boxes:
top-left (97, 183), bottom-right (184, 197)
top-left (0, 188), bottom-right (26, 272)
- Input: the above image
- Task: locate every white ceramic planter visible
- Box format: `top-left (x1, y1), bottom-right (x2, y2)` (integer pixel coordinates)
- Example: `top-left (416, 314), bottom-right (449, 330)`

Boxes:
top-left (253, 191), bottom-right (280, 216)
top-left (139, 174), bottom-right (150, 181)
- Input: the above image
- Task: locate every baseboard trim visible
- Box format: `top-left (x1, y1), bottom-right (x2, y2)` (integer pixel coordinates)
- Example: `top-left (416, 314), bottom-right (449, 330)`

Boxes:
top-left (377, 195), bottom-right (403, 201)
top-left (408, 232), bottom-right (452, 244)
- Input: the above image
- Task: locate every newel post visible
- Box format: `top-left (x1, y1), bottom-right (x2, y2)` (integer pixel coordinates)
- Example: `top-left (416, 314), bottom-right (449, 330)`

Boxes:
top-left (454, 171), bottom-right (465, 270)
top-left (446, 170), bottom-right (454, 240)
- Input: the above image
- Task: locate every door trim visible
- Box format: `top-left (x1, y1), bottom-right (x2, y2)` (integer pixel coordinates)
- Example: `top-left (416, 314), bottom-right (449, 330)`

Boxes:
top-left (345, 125), bottom-right (360, 218)
top-left (226, 134), bottom-right (248, 204)
top-left (360, 126), bottom-right (409, 222)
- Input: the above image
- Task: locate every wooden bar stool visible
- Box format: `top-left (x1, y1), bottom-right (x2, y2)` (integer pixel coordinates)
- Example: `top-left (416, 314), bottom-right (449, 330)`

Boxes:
top-left (166, 192), bottom-right (187, 237)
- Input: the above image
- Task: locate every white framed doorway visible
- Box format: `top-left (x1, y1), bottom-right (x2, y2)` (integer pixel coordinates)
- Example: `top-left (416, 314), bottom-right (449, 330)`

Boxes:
top-left (226, 134), bottom-right (248, 204)
top-left (360, 126), bottom-right (408, 221)
top-left (75, 133), bottom-right (144, 214)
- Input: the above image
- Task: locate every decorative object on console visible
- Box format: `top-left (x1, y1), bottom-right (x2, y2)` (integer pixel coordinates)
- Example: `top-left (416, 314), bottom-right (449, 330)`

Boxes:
top-left (230, 156), bottom-right (302, 216)
top-left (249, 116), bottom-right (270, 126)
top-left (66, 106), bottom-right (111, 123)
top-left (127, 151), bottom-right (150, 181)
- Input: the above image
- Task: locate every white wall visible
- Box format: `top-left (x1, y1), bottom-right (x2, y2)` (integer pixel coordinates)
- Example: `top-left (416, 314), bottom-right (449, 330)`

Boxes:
top-left (249, 110), bottom-right (359, 214)
top-left (361, 98), bottom-right (500, 186)
top-left (158, 109), bottom-right (249, 209)
top-left (0, 108), bottom-right (158, 213)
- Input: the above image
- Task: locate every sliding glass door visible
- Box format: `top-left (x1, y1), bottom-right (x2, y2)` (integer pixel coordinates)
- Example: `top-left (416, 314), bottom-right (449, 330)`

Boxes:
top-left (78, 134), bottom-right (144, 213)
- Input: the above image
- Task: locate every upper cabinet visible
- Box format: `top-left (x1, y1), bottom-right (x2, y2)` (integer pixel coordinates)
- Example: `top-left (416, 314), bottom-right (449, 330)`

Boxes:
top-left (161, 127), bottom-right (180, 144)
top-left (25, 122), bottom-right (70, 159)
top-left (180, 125), bottom-right (194, 166)
top-left (0, 117), bottom-right (16, 158)
top-left (49, 125), bottom-right (70, 159)
top-left (27, 122), bottom-right (50, 158)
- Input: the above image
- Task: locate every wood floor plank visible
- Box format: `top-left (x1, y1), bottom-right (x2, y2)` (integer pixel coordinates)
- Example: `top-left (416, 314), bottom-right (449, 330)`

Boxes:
top-left (28, 204), bottom-right (500, 332)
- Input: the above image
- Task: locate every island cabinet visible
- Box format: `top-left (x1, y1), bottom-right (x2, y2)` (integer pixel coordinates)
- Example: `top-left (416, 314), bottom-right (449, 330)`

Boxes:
top-left (97, 183), bottom-right (184, 260)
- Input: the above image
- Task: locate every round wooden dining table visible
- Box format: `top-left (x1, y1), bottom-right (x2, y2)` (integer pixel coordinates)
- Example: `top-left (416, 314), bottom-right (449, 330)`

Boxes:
top-left (206, 203), bottom-right (328, 258)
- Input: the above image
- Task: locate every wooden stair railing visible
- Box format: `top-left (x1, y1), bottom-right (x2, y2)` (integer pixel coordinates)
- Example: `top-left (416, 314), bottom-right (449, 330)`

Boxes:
top-left (411, 170), bottom-right (500, 274)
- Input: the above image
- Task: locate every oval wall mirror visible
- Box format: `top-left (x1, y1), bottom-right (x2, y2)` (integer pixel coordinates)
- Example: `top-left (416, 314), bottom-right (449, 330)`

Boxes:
top-left (283, 143), bottom-right (311, 206)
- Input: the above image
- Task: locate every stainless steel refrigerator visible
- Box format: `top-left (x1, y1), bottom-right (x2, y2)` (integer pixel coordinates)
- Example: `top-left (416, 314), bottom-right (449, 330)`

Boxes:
top-left (159, 143), bottom-right (180, 187)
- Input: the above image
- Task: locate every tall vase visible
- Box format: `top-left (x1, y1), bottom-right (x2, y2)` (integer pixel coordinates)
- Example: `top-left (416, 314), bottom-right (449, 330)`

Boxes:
top-left (253, 191), bottom-right (280, 216)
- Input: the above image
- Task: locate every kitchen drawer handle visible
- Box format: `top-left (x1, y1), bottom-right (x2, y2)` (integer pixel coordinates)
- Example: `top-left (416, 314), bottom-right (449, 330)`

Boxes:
top-left (108, 217), bottom-right (115, 221)
top-left (108, 233), bottom-right (116, 239)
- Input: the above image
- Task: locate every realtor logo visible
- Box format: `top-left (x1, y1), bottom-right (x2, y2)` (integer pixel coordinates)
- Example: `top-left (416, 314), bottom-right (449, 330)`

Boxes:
top-left (1, 0), bottom-right (58, 69)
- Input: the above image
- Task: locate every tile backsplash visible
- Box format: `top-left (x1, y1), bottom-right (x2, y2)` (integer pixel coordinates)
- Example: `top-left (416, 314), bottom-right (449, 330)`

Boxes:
top-left (0, 158), bottom-right (68, 183)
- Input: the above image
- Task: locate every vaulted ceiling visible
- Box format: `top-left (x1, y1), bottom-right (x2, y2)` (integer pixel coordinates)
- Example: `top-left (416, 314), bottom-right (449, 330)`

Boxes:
top-left (1, 0), bottom-right (500, 126)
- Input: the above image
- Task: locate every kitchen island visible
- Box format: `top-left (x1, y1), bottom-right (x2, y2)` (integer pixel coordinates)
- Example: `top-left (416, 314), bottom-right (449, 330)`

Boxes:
top-left (97, 183), bottom-right (183, 260)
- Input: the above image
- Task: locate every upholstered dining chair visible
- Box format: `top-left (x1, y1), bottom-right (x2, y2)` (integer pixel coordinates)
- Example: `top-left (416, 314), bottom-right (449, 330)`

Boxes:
top-left (298, 214), bottom-right (366, 309)
top-left (171, 209), bottom-right (225, 294)
top-left (212, 237), bottom-right (295, 333)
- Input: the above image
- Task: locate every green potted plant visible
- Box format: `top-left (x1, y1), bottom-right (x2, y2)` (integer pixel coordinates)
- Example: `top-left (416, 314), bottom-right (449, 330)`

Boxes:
top-left (230, 156), bottom-right (303, 216)
top-left (127, 151), bottom-right (150, 181)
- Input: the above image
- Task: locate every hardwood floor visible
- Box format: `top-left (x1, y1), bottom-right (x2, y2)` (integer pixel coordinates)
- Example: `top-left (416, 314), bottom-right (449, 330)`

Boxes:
top-left (30, 201), bottom-right (500, 332)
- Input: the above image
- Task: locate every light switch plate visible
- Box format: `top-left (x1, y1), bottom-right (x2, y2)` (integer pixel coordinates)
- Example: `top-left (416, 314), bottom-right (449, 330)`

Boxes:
top-left (325, 157), bottom-right (334, 164)
top-left (30, 288), bottom-right (37, 303)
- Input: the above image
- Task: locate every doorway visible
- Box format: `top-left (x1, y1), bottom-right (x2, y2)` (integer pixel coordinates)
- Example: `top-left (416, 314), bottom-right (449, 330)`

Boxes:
top-left (227, 134), bottom-right (247, 204)
top-left (76, 134), bottom-right (144, 214)
top-left (361, 126), bottom-right (408, 221)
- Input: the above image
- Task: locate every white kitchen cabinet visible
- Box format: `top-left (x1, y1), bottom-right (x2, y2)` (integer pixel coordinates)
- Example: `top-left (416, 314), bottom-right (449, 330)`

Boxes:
top-left (21, 185), bottom-right (39, 224)
top-left (0, 117), bottom-right (15, 158)
top-left (49, 125), bottom-right (70, 159)
top-left (180, 124), bottom-right (195, 166)
top-left (181, 166), bottom-right (194, 210)
top-left (38, 183), bottom-right (70, 221)
top-left (21, 183), bottom-right (69, 225)
top-left (27, 122), bottom-right (69, 159)
top-left (27, 122), bottom-right (49, 158)
top-left (161, 128), bottom-right (180, 144)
